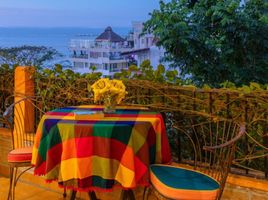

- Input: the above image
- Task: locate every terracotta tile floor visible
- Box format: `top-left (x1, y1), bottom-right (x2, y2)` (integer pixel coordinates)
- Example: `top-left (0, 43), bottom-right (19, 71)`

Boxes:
top-left (0, 176), bottom-right (157, 200)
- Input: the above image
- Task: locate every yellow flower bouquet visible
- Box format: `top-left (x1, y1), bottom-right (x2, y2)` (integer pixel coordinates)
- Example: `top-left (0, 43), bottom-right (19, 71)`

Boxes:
top-left (91, 78), bottom-right (127, 112)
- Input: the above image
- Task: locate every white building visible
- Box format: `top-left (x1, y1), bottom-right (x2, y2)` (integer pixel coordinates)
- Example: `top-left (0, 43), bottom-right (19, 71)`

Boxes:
top-left (70, 27), bottom-right (132, 77)
top-left (69, 23), bottom-right (166, 76)
top-left (121, 22), bottom-right (166, 68)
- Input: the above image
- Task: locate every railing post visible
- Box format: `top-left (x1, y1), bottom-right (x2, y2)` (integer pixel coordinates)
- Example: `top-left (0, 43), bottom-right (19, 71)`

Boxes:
top-left (14, 66), bottom-right (35, 147)
top-left (209, 92), bottom-right (213, 115)
top-left (176, 88), bottom-right (182, 162)
top-left (264, 113), bottom-right (268, 179)
top-left (226, 93), bottom-right (231, 119)
top-left (0, 75), bottom-right (5, 118)
top-left (243, 100), bottom-right (249, 175)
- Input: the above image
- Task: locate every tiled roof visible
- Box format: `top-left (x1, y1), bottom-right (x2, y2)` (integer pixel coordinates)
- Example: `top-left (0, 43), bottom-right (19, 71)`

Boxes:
top-left (96, 26), bottom-right (125, 42)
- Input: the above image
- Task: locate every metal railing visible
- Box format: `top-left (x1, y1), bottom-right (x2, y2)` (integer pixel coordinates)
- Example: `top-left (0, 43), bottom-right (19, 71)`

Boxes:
top-left (70, 39), bottom-right (132, 50)
top-left (1, 69), bottom-right (267, 179)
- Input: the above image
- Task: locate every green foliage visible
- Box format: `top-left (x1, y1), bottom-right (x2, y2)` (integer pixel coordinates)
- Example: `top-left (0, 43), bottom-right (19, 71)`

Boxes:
top-left (34, 64), bottom-right (102, 110)
top-left (0, 45), bottom-right (61, 67)
top-left (89, 65), bottom-right (97, 72)
top-left (0, 64), bottom-right (14, 113)
top-left (114, 59), bottom-right (186, 85)
top-left (0, 63), bottom-right (267, 174)
top-left (0, 63), bottom-right (14, 73)
top-left (144, 0), bottom-right (268, 87)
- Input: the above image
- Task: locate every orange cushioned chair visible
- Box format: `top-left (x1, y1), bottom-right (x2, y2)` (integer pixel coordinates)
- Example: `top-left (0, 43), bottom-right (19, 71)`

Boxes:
top-left (3, 96), bottom-right (44, 200)
top-left (144, 119), bottom-right (246, 200)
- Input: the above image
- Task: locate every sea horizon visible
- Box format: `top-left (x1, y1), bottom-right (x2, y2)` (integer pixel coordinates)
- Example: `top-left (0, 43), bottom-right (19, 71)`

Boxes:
top-left (0, 26), bottom-right (131, 29)
top-left (0, 27), bottom-right (131, 59)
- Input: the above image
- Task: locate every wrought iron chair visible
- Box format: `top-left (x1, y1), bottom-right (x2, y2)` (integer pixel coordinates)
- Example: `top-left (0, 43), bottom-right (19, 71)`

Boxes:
top-left (3, 96), bottom-right (68, 199)
top-left (144, 118), bottom-right (246, 200)
top-left (3, 96), bottom-right (45, 200)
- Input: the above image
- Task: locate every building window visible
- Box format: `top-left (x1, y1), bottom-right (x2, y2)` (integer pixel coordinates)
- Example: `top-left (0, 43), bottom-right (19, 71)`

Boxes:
top-left (104, 64), bottom-right (108, 70)
top-left (74, 62), bottom-right (84, 68)
top-left (103, 52), bottom-right (109, 57)
top-left (90, 52), bottom-right (101, 58)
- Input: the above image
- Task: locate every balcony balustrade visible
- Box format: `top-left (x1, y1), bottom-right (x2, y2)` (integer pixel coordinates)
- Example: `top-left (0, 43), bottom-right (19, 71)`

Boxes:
top-left (71, 54), bottom-right (89, 59)
top-left (70, 39), bottom-right (132, 50)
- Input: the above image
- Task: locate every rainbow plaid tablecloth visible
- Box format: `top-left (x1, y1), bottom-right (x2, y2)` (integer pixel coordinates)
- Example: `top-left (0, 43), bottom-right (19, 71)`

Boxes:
top-left (31, 105), bottom-right (171, 191)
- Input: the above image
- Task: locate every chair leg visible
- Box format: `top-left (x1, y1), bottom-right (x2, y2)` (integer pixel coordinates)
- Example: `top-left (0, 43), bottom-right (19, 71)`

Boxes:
top-left (7, 166), bottom-right (32, 200)
top-left (7, 167), bottom-right (14, 200)
top-left (144, 186), bottom-right (152, 200)
top-left (88, 191), bottom-right (98, 200)
top-left (63, 187), bottom-right (67, 198)
top-left (127, 190), bottom-right (135, 200)
top-left (142, 187), bottom-right (149, 200)
top-left (12, 168), bottom-right (18, 200)
top-left (120, 189), bottom-right (135, 200)
top-left (120, 190), bottom-right (127, 200)
top-left (69, 190), bottom-right (77, 200)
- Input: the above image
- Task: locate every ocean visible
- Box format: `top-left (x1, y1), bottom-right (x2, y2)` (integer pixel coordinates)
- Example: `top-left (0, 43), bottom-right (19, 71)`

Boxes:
top-left (0, 27), bottom-right (130, 62)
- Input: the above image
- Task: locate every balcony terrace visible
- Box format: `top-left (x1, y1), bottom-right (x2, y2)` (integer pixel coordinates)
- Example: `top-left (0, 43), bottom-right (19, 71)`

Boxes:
top-left (0, 66), bottom-right (268, 200)
top-left (69, 39), bottom-right (132, 52)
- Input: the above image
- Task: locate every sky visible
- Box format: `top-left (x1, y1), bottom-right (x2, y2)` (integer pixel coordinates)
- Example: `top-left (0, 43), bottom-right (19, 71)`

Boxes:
top-left (0, 0), bottom-right (160, 28)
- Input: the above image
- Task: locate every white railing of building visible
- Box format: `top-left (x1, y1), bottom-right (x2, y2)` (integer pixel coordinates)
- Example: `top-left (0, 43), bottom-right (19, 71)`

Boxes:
top-left (70, 39), bottom-right (132, 50)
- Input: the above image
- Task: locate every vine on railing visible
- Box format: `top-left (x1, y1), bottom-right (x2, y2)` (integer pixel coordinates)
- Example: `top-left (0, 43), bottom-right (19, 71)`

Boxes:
top-left (0, 63), bottom-right (267, 178)
top-left (0, 64), bottom-right (14, 120)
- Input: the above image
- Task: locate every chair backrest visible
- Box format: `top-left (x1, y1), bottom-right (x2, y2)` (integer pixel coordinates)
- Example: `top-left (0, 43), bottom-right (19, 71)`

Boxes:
top-left (175, 118), bottom-right (245, 199)
top-left (0, 116), bottom-right (7, 128)
top-left (3, 96), bottom-right (44, 149)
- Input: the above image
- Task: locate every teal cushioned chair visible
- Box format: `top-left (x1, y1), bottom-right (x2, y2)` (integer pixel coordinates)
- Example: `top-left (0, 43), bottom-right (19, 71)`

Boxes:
top-left (144, 119), bottom-right (246, 200)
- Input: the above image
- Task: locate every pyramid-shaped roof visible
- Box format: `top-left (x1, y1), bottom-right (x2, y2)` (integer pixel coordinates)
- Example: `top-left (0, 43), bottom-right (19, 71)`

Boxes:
top-left (96, 26), bottom-right (125, 42)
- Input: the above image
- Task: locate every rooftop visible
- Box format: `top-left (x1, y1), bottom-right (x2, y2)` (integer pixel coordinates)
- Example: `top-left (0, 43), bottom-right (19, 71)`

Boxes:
top-left (96, 26), bottom-right (125, 43)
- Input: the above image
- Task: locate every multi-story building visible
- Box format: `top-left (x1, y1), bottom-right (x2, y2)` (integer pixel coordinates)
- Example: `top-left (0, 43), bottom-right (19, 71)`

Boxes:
top-left (70, 26), bottom-right (132, 77)
top-left (69, 23), bottom-right (166, 76)
top-left (121, 22), bottom-right (165, 68)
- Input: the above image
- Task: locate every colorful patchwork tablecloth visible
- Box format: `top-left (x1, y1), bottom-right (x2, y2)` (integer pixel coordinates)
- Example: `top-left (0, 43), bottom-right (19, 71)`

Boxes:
top-left (31, 105), bottom-right (171, 191)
